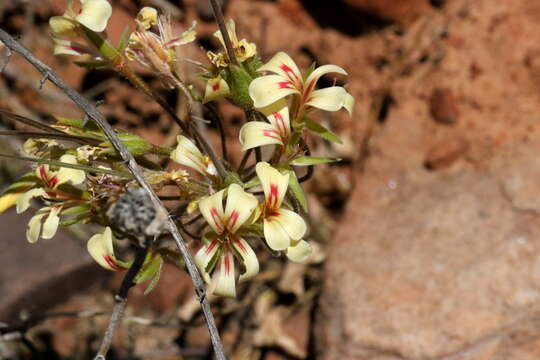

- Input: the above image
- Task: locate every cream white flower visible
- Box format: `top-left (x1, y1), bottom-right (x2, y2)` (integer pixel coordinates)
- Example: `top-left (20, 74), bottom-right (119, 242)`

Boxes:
top-left (196, 184), bottom-right (259, 297)
top-left (16, 155), bottom-right (86, 243)
top-left (49, 0), bottom-right (112, 36)
top-left (249, 52), bottom-right (354, 118)
top-left (211, 19), bottom-right (257, 65)
top-left (170, 135), bottom-right (217, 176)
top-left (239, 102), bottom-right (290, 151)
top-left (203, 75), bottom-right (230, 103)
top-left (256, 162), bottom-right (310, 259)
top-left (87, 227), bottom-right (128, 271)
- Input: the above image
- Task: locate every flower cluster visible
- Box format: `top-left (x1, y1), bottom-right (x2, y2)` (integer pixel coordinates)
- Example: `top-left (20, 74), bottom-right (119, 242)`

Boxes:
top-left (0, 0), bottom-right (356, 299)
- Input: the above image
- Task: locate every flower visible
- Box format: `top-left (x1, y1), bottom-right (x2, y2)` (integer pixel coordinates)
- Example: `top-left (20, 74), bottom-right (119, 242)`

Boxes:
top-left (203, 75), bottom-right (230, 103)
top-left (16, 154), bottom-right (86, 243)
top-left (195, 184), bottom-right (259, 297)
top-left (255, 162), bottom-right (311, 261)
top-left (170, 135), bottom-right (217, 176)
top-left (87, 227), bottom-right (128, 271)
top-left (52, 38), bottom-right (93, 57)
top-left (209, 19), bottom-right (257, 67)
top-left (249, 52), bottom-right (354, 118)
top-left (239, 101), bottom-right (290, 151)
top-left (126, 7), bottom-right (196, 81)
top-left (49, 0), bottom-right (113, 36)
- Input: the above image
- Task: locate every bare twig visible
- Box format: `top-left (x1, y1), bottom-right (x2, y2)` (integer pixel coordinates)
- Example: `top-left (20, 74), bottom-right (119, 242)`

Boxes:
top-left (95, 244), bottom-right (148, 359)
top-left (205, 103), bottom-right (229, 163)
top-left (209, 0), bottom-right (238, 65)
top-left (0, 28), bottom-right (227, 360)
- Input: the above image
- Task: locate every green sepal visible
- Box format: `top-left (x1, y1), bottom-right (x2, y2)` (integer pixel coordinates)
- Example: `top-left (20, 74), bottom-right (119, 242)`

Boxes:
top-left (116, 26), bottom-right (131, 52)
top-left (243, 56), bottom-right (263, 78)
top-left (291, 156), bottom-right (341, 166)
top-left (205, 245), bottom-right (222, 274)
top-left (224, 65), bottom-right (254, 109)
top-left (243, 176), bottom-right (261, 189)
top-left (304, 117), bottom-right (343, 144)
top-left (59, 212), bottom-right (90, 227)
top-left (134, 252), bottom-right (164, 295)
top-left (286, 168), bottom-right (308, 213)
top-left (100, 133), bottom-right (153, 156)
top-left (80, 24), bottom-right (120, 60)
top-left (54, 115), bottom-right (100, 131)
top-left (60, 203), bottom-right (91, 216)
top-left (1, 172), bottom-right (39, 194)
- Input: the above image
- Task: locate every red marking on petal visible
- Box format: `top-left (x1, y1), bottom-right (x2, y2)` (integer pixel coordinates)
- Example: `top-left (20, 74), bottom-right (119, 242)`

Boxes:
top-left (38, 166), bottom-right (49, 184)
top-left (103, 255), bottom-right (124, 271)
top-left (268, 184), bottom-right (279, 209)
top-left (205, 240), bottom-right (219, 255)
top-left (262, 129), bottom-right (281, 141)
top-left (212, 82), bottom-right (220, 91)
top-left (224, 253), bottom-right (231, 275)
top-left (272, 112), bottom-right (288, 139)
top-left (210, 208), bottom-right (224, 233)
top-left (278, 81), bottom-right (293, 89)
top-left (234, 238), bottom-right (247, 254)
top-left (226, 210), bottom-right (240, 231)
top-left (280, 64), bottom-right (300, 85)
top-left (49, 176), bottom-right (59, 188)
top-left (267, 211), bottom-right (280, 217)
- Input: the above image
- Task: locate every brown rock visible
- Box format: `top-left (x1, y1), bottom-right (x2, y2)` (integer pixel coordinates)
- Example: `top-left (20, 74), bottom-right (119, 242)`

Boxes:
top-left (429, 88), bottom-right (460, 125)
top-left (424, 136), bottom-right (468, 170)
top-left (343, 0), bottom-right (433, 25)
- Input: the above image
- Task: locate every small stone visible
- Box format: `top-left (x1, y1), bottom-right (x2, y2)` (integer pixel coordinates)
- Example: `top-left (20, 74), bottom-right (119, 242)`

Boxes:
top-left (429, 87), bottom-right (459, 125)
top-left (424, 136), bottom-right (468, 170)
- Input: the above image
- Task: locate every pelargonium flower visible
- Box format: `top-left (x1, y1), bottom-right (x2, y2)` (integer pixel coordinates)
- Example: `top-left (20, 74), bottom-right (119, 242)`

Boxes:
top-left (126, 7), bottom-right (196, 82)
top-left (203, 75), bottom-right (230, 103)
top-left (87, 227), bottom-right (129, 271)
top-left (239, 102), bottom-right (290, 151)
top-left (249, 52), bottom-right (354, 118)
top-left (195, 184), bottom-right (259, 297)
top-left (49, 0), bottom-right (113, 37)
top-left (170, 135), bottom-right (217, 177)
top-left (256, 162), bottom-right (311, 261)
top-left (208, 19), bottom-right (257, 67)
top-left (16, 154), bottom-right (86, 243)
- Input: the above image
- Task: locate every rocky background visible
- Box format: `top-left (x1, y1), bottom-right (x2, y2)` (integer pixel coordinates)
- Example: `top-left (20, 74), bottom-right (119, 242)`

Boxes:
top-left (2, 0), bottom-right (540, 359)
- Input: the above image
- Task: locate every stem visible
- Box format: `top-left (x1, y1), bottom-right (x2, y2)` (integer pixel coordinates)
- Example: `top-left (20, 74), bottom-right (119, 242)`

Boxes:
top-left (297, 138), bottom-right (313, 183)
top-left (205, 103), bottom-right (228, 163)
top-left (0, 130), bottom-right (102, 145)
top-left (95, 244), bottom-right (148, 360)
top-left (237, 148), bottom-right (252, 174)
top-left (0, 28), bottom-right (227, 360)
top-left (209, 0), bottom-right (238, 65)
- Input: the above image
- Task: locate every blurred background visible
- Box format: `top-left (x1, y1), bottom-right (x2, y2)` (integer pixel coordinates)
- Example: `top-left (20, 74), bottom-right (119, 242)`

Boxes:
top-left (2, 0), bottom-right (540, 359)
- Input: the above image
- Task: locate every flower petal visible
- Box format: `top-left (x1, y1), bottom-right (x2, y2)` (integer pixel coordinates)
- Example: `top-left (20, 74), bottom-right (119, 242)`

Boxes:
top-left (304, 64), bottom-right (347, 92)
top-left (52, 38), bottom-right (83, 56)
top-left (0, 193), bottom-right (23, 213)
top-left (56, 154), bottom-right (85, 185)
top-left (255, 162), bottom-right (289, 209)
top-left (87, 227), bottom-right (125, 271)
top-left (214, 19), bottom-right (238, 51)
top-left (27, 213), bottom-right (46, 243)
top-left (77, 0), bottom-right (113, 32)
top-left (258, 52), bottom-right (302, 87)
top-left (203, 76), bottom-right (230, 103)
top-left (263, 217), bottom-right (291, 250)
top-left (135, 6), bottom-right (158, 30)
top-left (170, 135), bottom-right (208, 175)
top-left (286, 239), bottom-right (312, 263)
top-left (213, 250), bottom-right (236, 297)
top-left (270, 208), bottom-right (307, 241)
top-left (232, 237), bottom-right (259, 282)
top-left (16, 188), bottom-right (46, 214)
top-left (239, 121), bottom-right (282, 151)
top-left (267, 104), bottom-right (291, 140)
top-left (224, 184), bottom-right (258, 233)
top-left (41, 207), bottom-right (61, 239)
top-left (49, 16), bottom-right (78, 37)
top-left (195, 239), bottom-right (221, 283)
top-left (305, 87), bottom-right (354, 115)
top-left (166, 21), bottom-right (197, 47)
top-left (249, 75), bottom-right (299, 109)
top-left (199, 189), bottom-right (226, 234)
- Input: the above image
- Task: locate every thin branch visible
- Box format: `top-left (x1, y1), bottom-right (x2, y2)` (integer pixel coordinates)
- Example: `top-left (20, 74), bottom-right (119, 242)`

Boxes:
top-left (0, 130), bottom-right (102, 145)
top-left (205, 103), bottom-right (228, 163)
top-left (95, 243), bottom-right (148, 359)
top-left (297, 138), bottom-right (313, 183)
top-left (0, 28), bottom-right (227, 360)
top-left (209, 0), bottom-right (238, 65)
top-left (237, 148), bottom-right (252, 174)
top-left (0, 109), bottom-right (66, 134)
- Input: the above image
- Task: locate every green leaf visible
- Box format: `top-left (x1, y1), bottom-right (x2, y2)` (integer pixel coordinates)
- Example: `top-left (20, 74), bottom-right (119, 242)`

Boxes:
top-left (135, 253), bottom-right (163, 285)
top-left (116, 26), bottom-right (131, 52)
top-left (286, 169), bottom-right (308, 213)
top-left (243, 176), bottom-right (261, 189)
top-left (143, 264), bottom-right (162, 295)
top-left (60, 204), bottom-right (91, 216)
top-left (1, 172), bottom-right (39, 194)
top-left (304, 117), bottom-right (343, 144)
top-left (80, 25), bottom-right (120, 60)
top-left (59, 212), bottom-right (90, 227)
top-left (291, 156), bottom-right (341, 166)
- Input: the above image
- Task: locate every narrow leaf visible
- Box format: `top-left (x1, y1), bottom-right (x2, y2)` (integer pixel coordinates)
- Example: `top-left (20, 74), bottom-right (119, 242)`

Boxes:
top-left (304, 117), bottom-right (343, 144)
top-left (287, 169), bottom-right (308, 213)
top-left (291, 156), bottom-right (341, 166)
